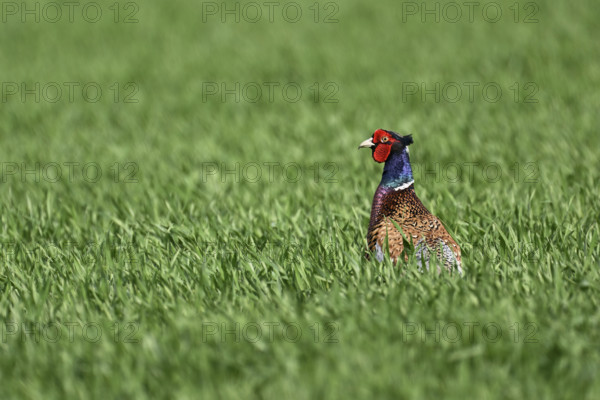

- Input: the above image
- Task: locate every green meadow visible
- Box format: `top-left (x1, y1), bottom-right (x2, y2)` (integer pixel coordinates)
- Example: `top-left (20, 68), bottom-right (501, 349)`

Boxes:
top-left (0, 0), bottom-right (599, 398)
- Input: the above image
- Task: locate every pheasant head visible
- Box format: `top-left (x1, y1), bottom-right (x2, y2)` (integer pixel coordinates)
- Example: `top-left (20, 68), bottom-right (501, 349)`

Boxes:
top-left (359, 129), bottom-right (415, 190)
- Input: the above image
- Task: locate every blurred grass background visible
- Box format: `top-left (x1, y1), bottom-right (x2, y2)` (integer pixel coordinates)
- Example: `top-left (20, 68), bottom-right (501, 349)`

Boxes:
top-left (0, 0), bottom-right (599, 398)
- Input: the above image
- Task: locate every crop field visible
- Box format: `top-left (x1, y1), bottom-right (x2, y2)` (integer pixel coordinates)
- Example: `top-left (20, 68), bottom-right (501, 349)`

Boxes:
top-left (0, 0), bottom-right (599, 398)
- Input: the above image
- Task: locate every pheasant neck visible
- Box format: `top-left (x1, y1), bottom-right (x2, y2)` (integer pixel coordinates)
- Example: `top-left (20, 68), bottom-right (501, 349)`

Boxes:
top-left (380, 148), bottom-right (414, 190)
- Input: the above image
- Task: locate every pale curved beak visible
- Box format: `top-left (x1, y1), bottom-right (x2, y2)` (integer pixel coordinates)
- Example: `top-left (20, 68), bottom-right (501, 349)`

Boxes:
top-left (358, 137), bottom-right (374, 149)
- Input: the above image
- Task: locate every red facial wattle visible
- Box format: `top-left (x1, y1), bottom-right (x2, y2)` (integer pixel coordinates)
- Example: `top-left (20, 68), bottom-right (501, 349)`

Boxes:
top-left (373, 144), bottom-right (392, 162)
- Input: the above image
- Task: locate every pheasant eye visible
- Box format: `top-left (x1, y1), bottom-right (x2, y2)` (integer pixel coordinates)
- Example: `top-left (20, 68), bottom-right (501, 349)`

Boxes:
top-left (381, 136), bottom-right (389, 143)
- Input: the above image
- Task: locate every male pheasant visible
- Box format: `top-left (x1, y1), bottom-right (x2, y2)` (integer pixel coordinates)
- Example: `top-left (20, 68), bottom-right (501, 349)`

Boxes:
top-left (359, 129), bottom-right (462, 275)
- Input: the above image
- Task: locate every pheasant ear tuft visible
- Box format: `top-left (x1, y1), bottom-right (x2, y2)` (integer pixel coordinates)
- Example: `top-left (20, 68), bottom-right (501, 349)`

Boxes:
top-left (402, 135), bottom-right (413, 146)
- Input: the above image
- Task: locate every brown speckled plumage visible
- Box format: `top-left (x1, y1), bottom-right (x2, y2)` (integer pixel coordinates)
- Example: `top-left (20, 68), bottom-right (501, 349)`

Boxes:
top-left (367, 184), bottom-right (462, 274)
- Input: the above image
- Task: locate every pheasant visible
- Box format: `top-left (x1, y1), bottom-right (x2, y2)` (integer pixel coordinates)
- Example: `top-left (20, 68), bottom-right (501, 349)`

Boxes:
top-left (358, 129), bottom-right (462, 275)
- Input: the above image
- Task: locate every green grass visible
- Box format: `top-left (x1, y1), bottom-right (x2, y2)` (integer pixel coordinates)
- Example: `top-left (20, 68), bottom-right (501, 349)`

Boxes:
top-left (1, 0), bottom-right (599, 398)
